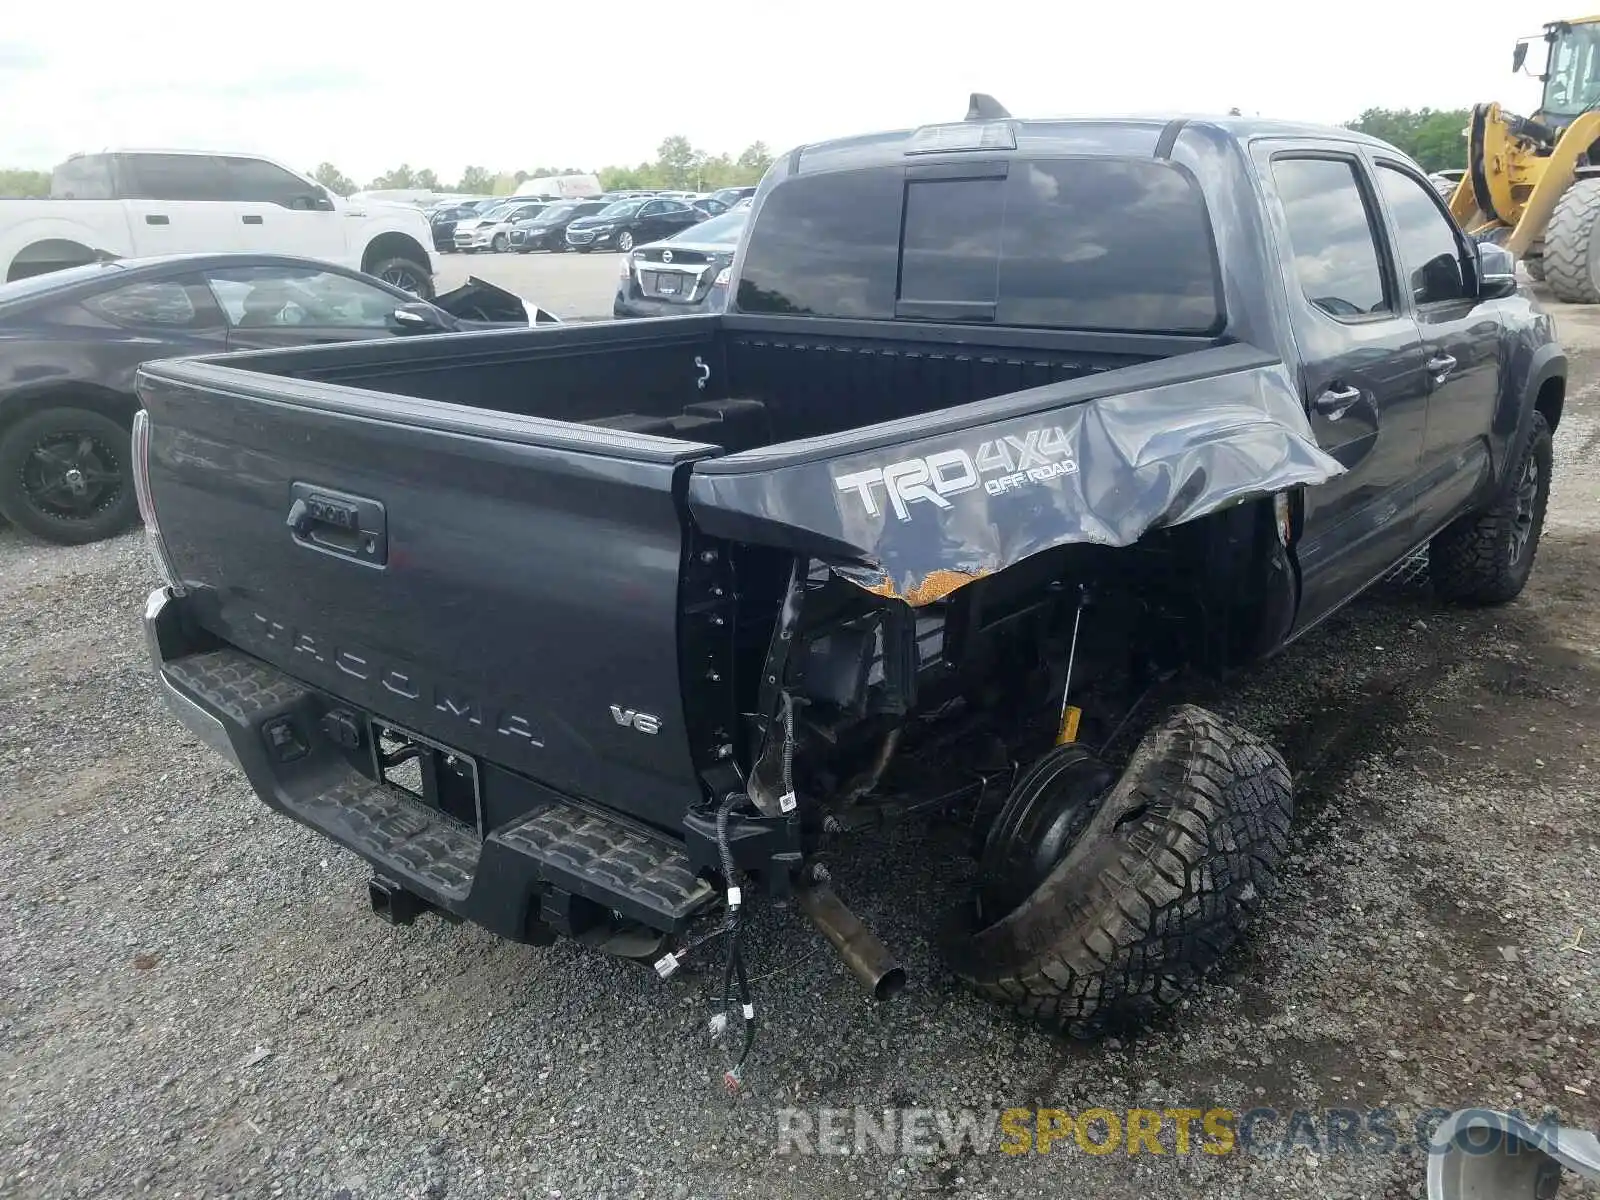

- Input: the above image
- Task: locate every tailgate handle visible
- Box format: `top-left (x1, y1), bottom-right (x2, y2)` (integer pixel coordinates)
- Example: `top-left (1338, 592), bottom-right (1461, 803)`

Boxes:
top-left (287, 483), bottom-right (387, 567)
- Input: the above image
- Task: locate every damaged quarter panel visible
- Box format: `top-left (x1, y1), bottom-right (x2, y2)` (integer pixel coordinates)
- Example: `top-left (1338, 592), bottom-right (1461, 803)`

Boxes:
top-left (686, 343), bottom-right (1345, 603)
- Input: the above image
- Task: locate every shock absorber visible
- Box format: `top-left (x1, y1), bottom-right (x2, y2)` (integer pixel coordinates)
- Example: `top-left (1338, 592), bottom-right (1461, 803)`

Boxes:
top-left (1056, 585), bottom-right (1090, 746)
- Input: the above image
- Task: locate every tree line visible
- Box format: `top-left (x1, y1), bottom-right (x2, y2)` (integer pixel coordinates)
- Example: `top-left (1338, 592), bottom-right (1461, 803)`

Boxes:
top-left (1340, 108), bottom-right (1468, 174)
top-left (312, 136), bottom-right (776, 197)
top-left (0, 115), bottom-right (1468, 199)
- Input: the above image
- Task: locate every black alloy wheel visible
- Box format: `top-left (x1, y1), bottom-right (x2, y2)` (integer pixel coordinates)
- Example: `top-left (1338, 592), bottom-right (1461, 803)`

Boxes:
top-left (0, 407), bottom-right (139, 545)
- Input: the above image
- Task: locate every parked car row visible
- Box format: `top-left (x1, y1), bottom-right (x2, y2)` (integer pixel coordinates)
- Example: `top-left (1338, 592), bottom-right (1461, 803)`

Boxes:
top-left (452, 200), bottom-right (552, 252)
top-left (509, 200), bottom-right (610, 251)
top-left (430, 186), bottom-right (758, 254)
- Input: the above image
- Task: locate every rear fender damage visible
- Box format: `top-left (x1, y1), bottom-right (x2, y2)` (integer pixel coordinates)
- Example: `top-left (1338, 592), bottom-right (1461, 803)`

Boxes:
top-left (688, 352), bottom-right (1343, 605)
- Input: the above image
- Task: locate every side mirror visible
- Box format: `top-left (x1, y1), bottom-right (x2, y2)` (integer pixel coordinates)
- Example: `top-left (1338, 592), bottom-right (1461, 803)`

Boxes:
top-left (292, 188), bottom-right (336, 212)
top-left (388, 302), bottom-right (449, 334)
top-left (1512, 40), bottom-right (1529, 73)
top-left (1477, 241), bottom-right (1519, 300)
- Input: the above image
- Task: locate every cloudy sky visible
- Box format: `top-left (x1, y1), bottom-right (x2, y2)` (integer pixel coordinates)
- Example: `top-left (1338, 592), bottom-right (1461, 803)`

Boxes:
top-left (0, 1), bottom-right (1547, 184)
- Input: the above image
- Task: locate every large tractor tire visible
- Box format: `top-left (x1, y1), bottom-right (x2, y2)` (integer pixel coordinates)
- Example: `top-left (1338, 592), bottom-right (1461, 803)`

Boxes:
top-left (946, 705), bottom-right (1293, 1036)
top-left (1543, 179), bottom-right (1600, 303)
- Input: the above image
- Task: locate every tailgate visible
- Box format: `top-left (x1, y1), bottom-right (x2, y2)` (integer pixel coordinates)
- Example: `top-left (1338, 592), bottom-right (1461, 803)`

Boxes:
top-left (137, 359), bottom-right (717, 832)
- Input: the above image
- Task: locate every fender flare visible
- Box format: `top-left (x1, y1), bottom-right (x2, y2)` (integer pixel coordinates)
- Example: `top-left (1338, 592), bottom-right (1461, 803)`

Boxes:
top-left (353, 220), bottom-right (435, 267)
top-left (1514, 341), bottom-right (1566, 448)
top-left (1489, 340), bottom-right (1564, 488)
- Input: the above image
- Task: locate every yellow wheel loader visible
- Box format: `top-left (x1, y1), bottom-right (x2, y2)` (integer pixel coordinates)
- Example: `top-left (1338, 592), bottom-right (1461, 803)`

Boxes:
top-left (1453, 16), bottom-right (1600, 299)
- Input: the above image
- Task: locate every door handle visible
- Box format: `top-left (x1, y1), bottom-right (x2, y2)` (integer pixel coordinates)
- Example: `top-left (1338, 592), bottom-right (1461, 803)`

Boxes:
top-left (1313, 384), bottom-right (1364, 421)
top-left (242, 214), bottom-right (264, 225)
top-left (1427, 353), bottom-right (1457, 380)
top-left (286, 484), bottom-right (387, 566)
top-left (144, 214), bottom-right (169, 225)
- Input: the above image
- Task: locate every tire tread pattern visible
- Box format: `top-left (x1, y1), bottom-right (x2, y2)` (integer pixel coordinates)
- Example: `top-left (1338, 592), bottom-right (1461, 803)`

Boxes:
top-left (1428, 413), bottom-right (1552, 606)
top-left (946, 705), bottom-right (1293, 1036)
top-left (1542, 180), bottom-right (1600, 303)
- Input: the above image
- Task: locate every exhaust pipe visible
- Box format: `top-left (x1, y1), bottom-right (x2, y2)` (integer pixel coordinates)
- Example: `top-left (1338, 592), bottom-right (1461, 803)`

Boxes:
top-left (796, 881), bottom-right (906, 1001)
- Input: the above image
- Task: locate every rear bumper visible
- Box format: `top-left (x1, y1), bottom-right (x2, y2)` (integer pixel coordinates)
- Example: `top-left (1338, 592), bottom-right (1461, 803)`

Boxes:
top-left (145, 589), bottom-right (240, 767)
top-left (613, 291), bottom-right (725, 320)
top-left (142, 586), bottom-right (718, 942)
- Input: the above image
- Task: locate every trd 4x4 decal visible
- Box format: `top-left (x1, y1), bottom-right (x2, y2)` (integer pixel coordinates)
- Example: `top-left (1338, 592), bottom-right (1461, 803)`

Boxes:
top-left (833, 427), bottom-right (1079, 521)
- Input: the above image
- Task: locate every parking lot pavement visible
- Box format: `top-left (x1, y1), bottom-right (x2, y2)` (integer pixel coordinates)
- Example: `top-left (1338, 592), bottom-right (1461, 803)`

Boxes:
top-left (434, 248), bottom-right (622, 320)
top-left (1, 288), bottom-right (1597, 1200)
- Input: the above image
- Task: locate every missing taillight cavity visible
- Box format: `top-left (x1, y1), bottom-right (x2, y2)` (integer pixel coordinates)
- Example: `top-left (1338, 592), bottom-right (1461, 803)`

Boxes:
top-left (131, 410), bottom-right (183, 592)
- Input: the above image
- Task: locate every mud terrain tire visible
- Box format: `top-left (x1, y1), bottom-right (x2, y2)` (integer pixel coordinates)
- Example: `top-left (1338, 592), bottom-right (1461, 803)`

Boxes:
top-left (1429, 412), bottom-right (1553, 605)
top-left (946, 705), bottom-right (1293, 1036)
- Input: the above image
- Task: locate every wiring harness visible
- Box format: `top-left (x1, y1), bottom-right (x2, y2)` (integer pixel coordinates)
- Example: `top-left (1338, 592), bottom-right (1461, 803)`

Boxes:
top-left (655, 691), bottom-right (799, 1093)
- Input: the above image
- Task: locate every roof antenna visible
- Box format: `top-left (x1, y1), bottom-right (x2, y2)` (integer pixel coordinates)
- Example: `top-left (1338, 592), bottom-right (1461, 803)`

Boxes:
top-left (966, 93), bottom-right (1011, 121)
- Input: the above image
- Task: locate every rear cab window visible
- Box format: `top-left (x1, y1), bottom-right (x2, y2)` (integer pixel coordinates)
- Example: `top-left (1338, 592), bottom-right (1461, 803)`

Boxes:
top-left (50, 155), bottom-right (115, 199)
top-left (735, 156), bottom-right (1223, 334)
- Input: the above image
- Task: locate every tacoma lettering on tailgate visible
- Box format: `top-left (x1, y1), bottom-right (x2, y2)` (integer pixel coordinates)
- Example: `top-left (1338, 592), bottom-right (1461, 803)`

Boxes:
top-left (245, 611), bottom-right (545, 746)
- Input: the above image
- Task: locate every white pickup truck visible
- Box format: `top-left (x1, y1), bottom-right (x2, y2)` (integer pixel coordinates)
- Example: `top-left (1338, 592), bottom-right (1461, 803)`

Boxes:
top-left (2, 150), bottom-right (438, 298)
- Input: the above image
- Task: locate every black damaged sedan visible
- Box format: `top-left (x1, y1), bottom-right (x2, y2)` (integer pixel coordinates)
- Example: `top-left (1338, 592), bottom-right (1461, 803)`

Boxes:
top-left (612, 209), bottom-right (747, 318)
top-left (0, 253), bottom-right (553, 545)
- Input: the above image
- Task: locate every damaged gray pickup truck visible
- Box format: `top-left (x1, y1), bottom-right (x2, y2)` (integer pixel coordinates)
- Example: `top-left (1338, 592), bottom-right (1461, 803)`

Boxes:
top-left (134, 100), bottom-right (1565, 1068)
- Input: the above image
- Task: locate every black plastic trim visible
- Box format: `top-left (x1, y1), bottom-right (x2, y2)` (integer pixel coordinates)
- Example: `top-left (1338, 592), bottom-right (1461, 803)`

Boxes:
top-left (1155, 118), bottom-right (1189, 159)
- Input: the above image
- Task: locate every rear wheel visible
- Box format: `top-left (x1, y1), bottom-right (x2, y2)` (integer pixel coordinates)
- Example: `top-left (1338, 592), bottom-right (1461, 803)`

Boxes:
top-left (0, 407), bottom-right (138, 545)
top-left (368, 257), bottom-right (435, 301)
top-left (1429, 412), bottom-right (1553, 605)
top-left (945, 705), bottom-right (1293, 1036)
top-left (1543, 179), bottom-right (1600, 303)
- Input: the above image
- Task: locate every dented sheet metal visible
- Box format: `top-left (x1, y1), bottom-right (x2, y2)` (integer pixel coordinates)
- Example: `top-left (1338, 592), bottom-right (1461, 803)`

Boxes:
top-left (686, 346), bottom-right (1345, 605)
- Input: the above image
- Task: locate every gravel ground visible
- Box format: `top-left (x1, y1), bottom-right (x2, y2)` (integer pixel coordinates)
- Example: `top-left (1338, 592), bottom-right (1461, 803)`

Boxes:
top-left (1, 286), bottom-right (1597, 1200)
